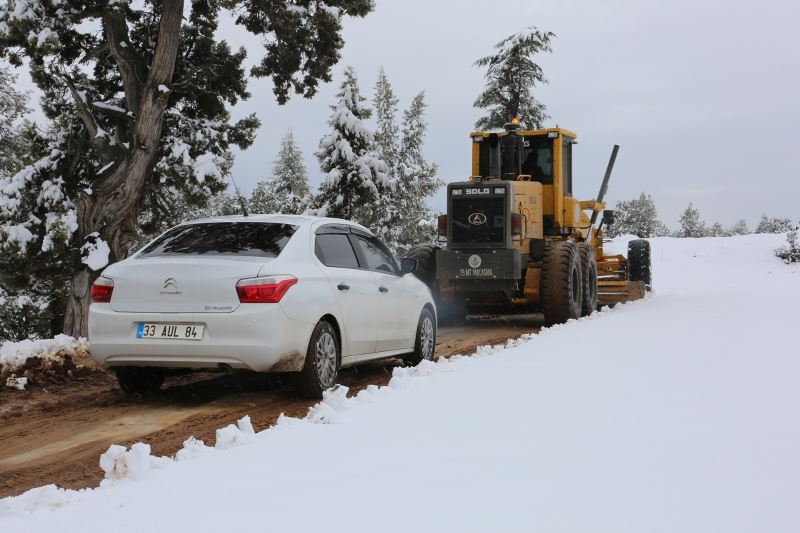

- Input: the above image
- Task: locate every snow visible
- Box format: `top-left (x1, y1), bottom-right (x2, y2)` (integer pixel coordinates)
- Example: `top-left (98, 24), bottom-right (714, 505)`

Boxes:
top-left (91, 102), bottom-right (126, 114)
top-left (80, 234), bottom-right (110, 271)
top-left (157, 84), bottom-right (169, 93)
top-left (5, 375), bottom-right (27, 390)
top-left (0, 334), bottom-right (88, 375)
top-left (2, 234), bottom-right (799, 532)
top-left (95, 161), bottom-right (114, 175)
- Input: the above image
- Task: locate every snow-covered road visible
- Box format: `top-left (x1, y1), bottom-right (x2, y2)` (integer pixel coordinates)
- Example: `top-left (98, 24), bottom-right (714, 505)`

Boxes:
top-left (2, 234), bottom-right (798, 532)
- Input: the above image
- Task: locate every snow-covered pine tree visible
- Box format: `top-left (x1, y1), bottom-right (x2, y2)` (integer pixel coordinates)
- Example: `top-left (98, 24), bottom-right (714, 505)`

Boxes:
top-left (373, 68), bottom-right (400, 178)
top-left (313, 67), bottom-right (390, 224)
top-left (0, 0), bottom-right (374, 337)
top-left (730, 219), bottom-right (750, 235)
top-left (395, 91), bottom-right (442, 246)
top-left (775, 224), bottom-right (800, 264)
top-left (366, 68), bottom-right (402, 246)
top-left (678, 202), bottom-right (706, 237)
top-left (250, 130), bottom-right (310, 215)
top-left (707, 222), bottom-right (729, 237)
top-left (0, 67), bottom-right (67, 341)
top-left (473, 27), bottom-right (555, 129)
top-left (606, 192), bottom-right (663, 238)
top-left (756, 214), bottom-right (794, 234)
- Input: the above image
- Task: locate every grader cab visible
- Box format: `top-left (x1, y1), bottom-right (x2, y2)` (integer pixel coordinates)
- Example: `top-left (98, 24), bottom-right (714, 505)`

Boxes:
top-left (407, 119), bottom-right (651, 325)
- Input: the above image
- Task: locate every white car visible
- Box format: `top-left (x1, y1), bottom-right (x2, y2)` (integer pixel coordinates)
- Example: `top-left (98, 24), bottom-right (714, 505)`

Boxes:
top-left (89, 215), bottom-right (437, 397)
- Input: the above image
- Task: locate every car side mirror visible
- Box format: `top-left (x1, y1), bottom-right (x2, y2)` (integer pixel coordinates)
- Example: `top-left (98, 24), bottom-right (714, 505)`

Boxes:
top-left (400, 257), bottom-right (417, 275)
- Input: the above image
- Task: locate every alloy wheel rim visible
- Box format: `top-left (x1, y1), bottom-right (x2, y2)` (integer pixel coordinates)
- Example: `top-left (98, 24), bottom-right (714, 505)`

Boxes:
top-left (420, 316), bottom-right (434, 360)
top-left (315, 331), bottom-right (337, 387)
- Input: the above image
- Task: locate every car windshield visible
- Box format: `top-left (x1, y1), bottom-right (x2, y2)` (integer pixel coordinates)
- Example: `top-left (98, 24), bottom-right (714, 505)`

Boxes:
top-left (138, 222), bottom-right (297, 258)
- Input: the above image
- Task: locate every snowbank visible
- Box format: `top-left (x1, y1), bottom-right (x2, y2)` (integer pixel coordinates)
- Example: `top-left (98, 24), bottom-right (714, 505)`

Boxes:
top-left (0, 334), bottom-right (89, 377)
top-left (1, 234), bottom-right (798, 533)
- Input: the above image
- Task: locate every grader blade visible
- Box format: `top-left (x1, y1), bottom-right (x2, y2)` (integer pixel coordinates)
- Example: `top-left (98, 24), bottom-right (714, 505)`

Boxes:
top-left (597, 279), bottom-right (646, 305)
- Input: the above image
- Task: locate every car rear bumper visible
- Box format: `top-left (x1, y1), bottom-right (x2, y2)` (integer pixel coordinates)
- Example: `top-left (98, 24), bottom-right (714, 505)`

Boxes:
top-left (88, 303), bottom-right (314, 373)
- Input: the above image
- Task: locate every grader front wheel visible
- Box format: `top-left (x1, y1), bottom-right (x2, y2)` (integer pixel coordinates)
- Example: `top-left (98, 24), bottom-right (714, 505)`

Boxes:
top-left (627, 239), bottom-right (652, 291)
top-left (578, 243), bottom-right (598, 316)
top-left (541, 241), bottom-right (583, 326)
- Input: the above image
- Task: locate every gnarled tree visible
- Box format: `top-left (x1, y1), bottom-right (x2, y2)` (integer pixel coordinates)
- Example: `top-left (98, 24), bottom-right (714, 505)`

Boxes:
top-left (0, 0), bottom-right (374, 336)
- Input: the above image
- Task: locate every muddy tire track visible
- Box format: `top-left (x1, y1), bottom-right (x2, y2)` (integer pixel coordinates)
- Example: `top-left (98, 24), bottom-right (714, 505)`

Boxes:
top-left (0, 315), bottom-right (541, 498)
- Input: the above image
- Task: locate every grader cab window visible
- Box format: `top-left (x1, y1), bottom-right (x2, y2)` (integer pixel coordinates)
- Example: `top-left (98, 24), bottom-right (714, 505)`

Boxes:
top-left (521, 136), bottom-right (554, 184)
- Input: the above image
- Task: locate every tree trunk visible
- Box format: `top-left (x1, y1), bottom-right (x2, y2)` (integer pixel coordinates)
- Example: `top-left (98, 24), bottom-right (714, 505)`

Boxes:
top-left (62, 0), bottom-right (185, 338)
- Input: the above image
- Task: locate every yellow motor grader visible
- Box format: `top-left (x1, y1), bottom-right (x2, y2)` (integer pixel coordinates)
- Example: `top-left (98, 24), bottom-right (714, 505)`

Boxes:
top-left (407, 119), bottom-right (650, 325)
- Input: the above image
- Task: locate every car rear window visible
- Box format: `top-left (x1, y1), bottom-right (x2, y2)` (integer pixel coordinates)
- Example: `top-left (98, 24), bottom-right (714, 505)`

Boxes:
top-left (138, 222), bottom-right (297, 258)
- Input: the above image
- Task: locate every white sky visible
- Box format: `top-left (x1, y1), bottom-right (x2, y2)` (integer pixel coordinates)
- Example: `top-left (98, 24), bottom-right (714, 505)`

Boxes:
top-left (10, 0), bottom-right (800, 228)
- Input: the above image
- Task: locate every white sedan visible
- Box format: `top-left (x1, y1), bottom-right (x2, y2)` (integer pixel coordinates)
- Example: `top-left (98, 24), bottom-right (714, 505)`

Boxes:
top-left (89, 215), bottom-right (437, 397)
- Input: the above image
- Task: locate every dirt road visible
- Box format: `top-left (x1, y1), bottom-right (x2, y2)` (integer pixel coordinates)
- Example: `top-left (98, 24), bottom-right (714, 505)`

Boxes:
top-left (0, 315), bottom-right (541, 498)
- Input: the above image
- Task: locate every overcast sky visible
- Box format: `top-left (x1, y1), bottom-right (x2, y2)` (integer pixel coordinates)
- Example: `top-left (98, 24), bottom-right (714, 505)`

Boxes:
top-left (11, 0), bottom-right (800, 228)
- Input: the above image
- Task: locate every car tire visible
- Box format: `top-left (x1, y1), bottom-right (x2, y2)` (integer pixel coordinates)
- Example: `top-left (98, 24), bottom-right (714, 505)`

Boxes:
top-left (115, 367), bottom-right (165, 394)
top-left (628, 239), bottom-right (652, 291)
top-left (541, 241), bottom-right (583, 326)
top-left (578, 242), bottom-right (598, 316)
top-left (406, 308), bottom-right (437, 366)
top-left (296, 320), bottom-right (340, 398)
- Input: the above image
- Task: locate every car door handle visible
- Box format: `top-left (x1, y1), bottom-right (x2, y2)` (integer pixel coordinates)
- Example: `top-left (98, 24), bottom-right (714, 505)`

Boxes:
top-left (337, 283), bottom-right (350, 291)
top-left (378, 286), bottom-right (389, 293)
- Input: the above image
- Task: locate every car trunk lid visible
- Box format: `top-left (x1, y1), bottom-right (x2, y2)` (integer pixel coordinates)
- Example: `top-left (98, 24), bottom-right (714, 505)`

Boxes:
top-left (109, 257), bottom-right (269, 313)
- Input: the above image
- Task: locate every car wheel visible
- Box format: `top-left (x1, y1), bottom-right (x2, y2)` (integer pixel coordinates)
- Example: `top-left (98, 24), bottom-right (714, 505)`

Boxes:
top-left (296, 320), bottom-right (340, 398)
top-left (406, 308), bottom-right (437, 365)
top-left (115, 367), bottom-right (165, 394)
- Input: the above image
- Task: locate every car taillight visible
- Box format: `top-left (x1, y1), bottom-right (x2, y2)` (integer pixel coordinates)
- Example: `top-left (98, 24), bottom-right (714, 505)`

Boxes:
top-left (511, 213), bottom-right (523, 235)
top-left (236, 275), bottom-right (297, 303)
top-left (91, 277), bottom-right (114, 303)
top-left (437, 214), bottom-right (447, 236)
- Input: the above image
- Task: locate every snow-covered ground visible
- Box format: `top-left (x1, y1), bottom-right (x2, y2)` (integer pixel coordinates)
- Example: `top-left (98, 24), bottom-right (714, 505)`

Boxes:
top-left (2, 234), bottom-right (798, 532)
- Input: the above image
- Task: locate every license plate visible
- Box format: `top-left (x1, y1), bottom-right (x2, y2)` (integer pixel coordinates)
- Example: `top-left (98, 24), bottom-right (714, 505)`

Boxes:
top-left (137, 323), bottom-right (204, 341)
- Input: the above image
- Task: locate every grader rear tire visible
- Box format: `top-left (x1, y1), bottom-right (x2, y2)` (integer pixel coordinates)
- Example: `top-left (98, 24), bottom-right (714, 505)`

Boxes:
top-left (405, 244), bottom-right (439, 288)
top-left (541, 241), bottom-right (583, 326)
top-left (404, 245), bottom-right (465, 324)
top-left (627, 239), bottom-right (652, 291)
top-left (578, 243), bottom-right (598, 316)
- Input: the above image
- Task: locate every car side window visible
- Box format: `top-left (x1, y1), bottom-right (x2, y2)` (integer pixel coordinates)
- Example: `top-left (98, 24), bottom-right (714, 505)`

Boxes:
top-left (352, 234), bottom-right (399, 274)
top-left (315, 234), bottom-right (359, 268)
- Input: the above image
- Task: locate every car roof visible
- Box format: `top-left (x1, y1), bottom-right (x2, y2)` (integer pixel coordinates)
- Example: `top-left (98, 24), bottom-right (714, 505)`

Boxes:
top-left (183, 214), bottom-right (371, 233)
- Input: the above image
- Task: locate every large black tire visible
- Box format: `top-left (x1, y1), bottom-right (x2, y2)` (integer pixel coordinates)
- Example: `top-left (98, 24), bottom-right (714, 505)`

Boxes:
top-left (627, 239), bottom-right (652, 291)
top-left (578, 243), bottom-right (598, 316)
top-left (296, 320), bottom-right (340, 398)
top-left (405, 245), bottom-right (465, 324)
top-left (115, 367), bottom-right (165, 394)
top-left (541, 241), bottom-right (583, 326)
top-left (406, 307), bottom-right (437, 366)
top-left (405, 244), bottom-right (439, 288)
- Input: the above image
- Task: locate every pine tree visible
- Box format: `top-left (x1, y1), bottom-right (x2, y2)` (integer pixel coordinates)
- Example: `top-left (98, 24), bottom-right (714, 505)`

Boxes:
top-left (250, 130), bottom-right (310, 215)
top-left (473, 27), bottom-right (555, 129)
top-left (707, 222), bottom-right (729, 237)
top-left (606, 192), bottom-right (664, 238)
top-left (729, 219), bottom-right (749, 235)
top-left (313, 67), bottom-right (390, 223)
top-left (395, 91), bottom-right (442, 246)
top-left (678, 202), bottom-right (706, 237)
top-left (373, 68), bottom-right (400, 178)
top-left (0, 1), bottom-right (374, 337)
top-left (756, 214), bottom-right (794, 234)
top-left (0, 67), bottom-right (67, 341)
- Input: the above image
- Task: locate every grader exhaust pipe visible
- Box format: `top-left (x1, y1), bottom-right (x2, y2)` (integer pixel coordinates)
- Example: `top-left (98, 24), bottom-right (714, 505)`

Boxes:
top-left (591, 144), bottom-right (620, 227)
